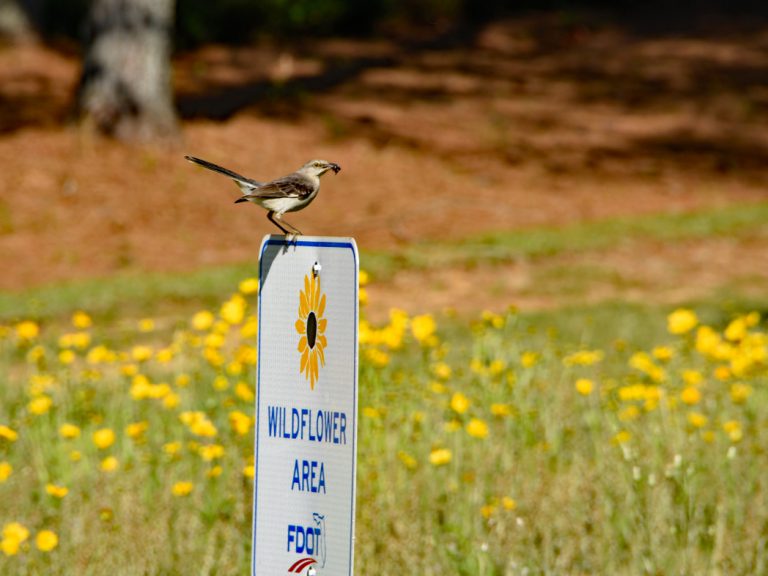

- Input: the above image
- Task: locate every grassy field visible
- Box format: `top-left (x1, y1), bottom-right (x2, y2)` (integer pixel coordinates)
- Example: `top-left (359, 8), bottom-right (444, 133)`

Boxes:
top-left (0, 231), bottom-right (767, 575)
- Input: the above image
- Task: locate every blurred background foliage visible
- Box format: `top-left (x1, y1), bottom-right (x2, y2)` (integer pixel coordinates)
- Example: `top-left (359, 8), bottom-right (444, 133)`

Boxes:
top-left (24, 0), bottom-right (503, 47)
top-left (24, 0), bottom-right (767, 49)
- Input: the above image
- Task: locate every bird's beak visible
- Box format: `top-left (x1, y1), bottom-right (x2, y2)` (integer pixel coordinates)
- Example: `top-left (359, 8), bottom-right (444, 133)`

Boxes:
top-left (328, 163), bottom-right (341, 174)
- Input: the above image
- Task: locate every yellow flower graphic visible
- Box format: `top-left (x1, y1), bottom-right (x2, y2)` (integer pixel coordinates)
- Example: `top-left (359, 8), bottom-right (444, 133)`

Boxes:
top-left (296, 273), bottom-right (328, 390)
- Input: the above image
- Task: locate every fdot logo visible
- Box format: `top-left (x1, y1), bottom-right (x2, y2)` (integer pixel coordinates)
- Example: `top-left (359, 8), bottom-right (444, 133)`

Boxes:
top-left (287, 512), bottom-right (326, 573)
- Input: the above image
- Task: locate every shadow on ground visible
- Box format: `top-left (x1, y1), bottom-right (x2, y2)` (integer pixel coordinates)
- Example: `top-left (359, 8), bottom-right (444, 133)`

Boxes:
top-left (173, 10), bottom-right (768, 180)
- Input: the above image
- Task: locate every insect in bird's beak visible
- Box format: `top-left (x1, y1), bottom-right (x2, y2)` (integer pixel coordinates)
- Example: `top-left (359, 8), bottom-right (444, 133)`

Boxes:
top-left (329, 163), bottom-right (341, 174)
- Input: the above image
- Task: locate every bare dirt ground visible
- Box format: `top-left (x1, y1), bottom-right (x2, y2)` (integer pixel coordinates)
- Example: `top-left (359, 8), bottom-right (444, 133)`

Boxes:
top-left (1, 14), bottom-right (767, 316)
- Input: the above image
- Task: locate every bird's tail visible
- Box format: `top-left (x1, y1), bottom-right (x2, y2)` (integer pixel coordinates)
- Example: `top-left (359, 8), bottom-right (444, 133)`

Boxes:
top-left (184, 155), bottom-right (260, 189)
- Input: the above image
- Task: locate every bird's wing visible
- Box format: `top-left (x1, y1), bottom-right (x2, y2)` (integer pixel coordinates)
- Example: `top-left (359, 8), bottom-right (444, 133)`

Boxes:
top-left (245, 174), bottom-right (316, 200)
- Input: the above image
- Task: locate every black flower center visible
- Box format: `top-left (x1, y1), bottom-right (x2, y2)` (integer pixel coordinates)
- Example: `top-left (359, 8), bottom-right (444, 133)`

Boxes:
top-left (307, 312), bottom-right (317, 349)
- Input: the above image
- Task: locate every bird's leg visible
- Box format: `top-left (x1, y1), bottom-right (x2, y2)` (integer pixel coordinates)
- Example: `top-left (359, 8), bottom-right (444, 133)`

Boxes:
top-left (270, 212), bottom-right (303, 237)
top-left (267, 211), bottom-right (292, 235)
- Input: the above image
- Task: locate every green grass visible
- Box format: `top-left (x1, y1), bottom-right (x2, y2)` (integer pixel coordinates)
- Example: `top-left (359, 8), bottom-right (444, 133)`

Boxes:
top-left (366, 200), bottom-right (768, 275)
top-left (2, 200), bottom-right (767, 323)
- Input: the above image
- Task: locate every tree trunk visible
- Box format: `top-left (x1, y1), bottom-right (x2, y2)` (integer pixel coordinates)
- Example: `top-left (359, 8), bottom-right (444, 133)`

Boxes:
top-left (77, 0), bottom-right (177, 142)
top-left (0, 0), bottom-right (33, 40)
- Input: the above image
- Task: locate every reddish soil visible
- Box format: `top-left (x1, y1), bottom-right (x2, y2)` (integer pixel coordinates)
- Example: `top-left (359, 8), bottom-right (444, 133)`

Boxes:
top-left (1, 15), bottom-right (767, 314)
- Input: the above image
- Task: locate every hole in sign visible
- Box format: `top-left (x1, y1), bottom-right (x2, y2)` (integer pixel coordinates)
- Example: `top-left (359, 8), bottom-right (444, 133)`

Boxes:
top-left (307, 312), bottom-right (317, 349)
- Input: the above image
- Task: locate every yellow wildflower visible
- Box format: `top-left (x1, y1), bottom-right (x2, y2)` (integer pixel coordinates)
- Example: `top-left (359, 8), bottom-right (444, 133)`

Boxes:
top-left (163, 392), bottom-right (180, 409)
top-left (58, 331), bottom-right (91, 349)
top-left (667, 308), bottom-right (698, 335)
top-left (687, 412), bottom-right (708, 428)
top-left (443, 420), bottom-right (462, 432)
top-left (465, 418), bottom-right (489, 439)
top-left (427, 382), bottom-right (444, 395)
top-left (680, 386), bottom-right (701, 405)
top-left (213, 375), bottom-right (229, 391)
top-left (163, 442), bottom-right (182, 456)
top-left (59, 423), bottom-right (81, 440)
top-left (58, 350), bottom-right (75, 365)
top-left (100, 456), bottom-right (119, 472)
top-left (3, 522), bottom-right (30, 544)
top-left (723, 420), bottom-right (743, 442)
top-left (28, 395), bottom-right (53, 415)
top-left (682, 370), bottom-right (703, 386)
top-left (207, 466), bottom-right (223, 478)
top-left (35, 530), bottom-right (58, 552)
top-left (629, 351), bottom-right (666, 382)
top-left (45, 484), bottom-right (68, 498)
top-left (432, 362), bottom-right (452, 379)
top-left (490, 403), bottom-right (512, 417)
top-left (189, 420), bottom-right (217, 438)
top-left (1, 538), bottom-right (20, 556)
top-left (0, 425), bottom-right (18, 442)
top-left (652, 346), bottom-right (674, 362)
top-left (480, 504), bottom-right (497, 519)
top-left (0, 462), bottom-right (12, 482)
top-left (429, 447), bottom-right (452, 466)
top-left (240, 317), bottom-right (259, 339)
top-left (482, 310), bottom-right (505, 329)
top-left (229, 411), bottom-right (252, 436)
top-left (204, 333), bottom-right (226, 349)
top-left (93, 428), bottom-right (115, 450)
top-left (192, 310), bottom-right (215, 331)
top-left (131, 345), bottom-right (153, 362)
top-left (26, 345), bottom-right (45, 363)
top-left (397, 450), bottom-right (417, 469)
top-left (450, 392), bottom-right (470, 414)
top-left (239, 277), bottom-right (259, 294)
top-left (15, 320), bottom-right (39, 340)
top-left (172, 481), bottom-right (194, 497)
top-left (220, 294), bottom-right (246, 325)
top-left (575, 378), bottom-right (594, 396)
top-left (155, 347), bottom-right (174, 363)
top-left (502, 496), bottom-right (517, 510)
top-left (470, 358), bottom-right (485, 375)
top-left (730, 382), bottom-right (753, 404)
top-left (235, 382), bottom-right (255, 402)
top-left (613, 430), bottom-right (632, 444)
top-left (362, 406), bottom-right (381, 419)
top-left (181, 412), bottom-right (218, 438)
top-left (198, 444), bottom-right (225, 461)
top-left (138, 318), bottom-right (155, 332)
top-left (618, 405), bottom-right (640, 422)
top-left (411, 314), bottom-right (436, 344)
top-left (563, 350), bottom-right (604, 366)
top-left (120, 363), bottom-right (139, 376)
top-left (364, 348), bottom-right (389, 367)
top-left (72, 311), bottom-right (92, 329)
top-left (2, 523), bottom-right (30, 555)
top-left (695, 326), bottom-right (721, 357)
top-left (521, 351), bottom-right (539, 368)
top-left (125, 421), bottom-right (149, 439)
top-left (725, 317), bottom-right (748, 342)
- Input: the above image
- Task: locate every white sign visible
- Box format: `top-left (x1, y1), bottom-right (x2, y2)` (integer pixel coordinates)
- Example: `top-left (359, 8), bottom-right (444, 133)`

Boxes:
top-left (252, 236), bottom-right (358, 576)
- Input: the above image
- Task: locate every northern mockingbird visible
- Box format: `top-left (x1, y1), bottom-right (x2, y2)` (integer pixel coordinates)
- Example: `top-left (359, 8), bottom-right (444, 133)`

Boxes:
top-left (185, 156), bottom-right (341, 236)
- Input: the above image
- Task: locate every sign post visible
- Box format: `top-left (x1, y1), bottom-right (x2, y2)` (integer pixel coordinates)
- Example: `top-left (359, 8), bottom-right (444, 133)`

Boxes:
top-left (252, 236), bottom-right (358, 575)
